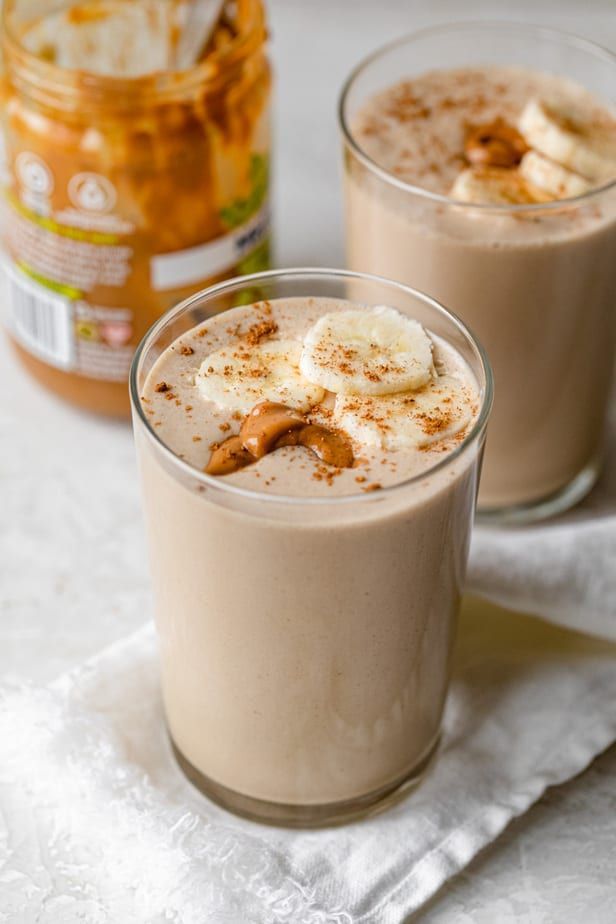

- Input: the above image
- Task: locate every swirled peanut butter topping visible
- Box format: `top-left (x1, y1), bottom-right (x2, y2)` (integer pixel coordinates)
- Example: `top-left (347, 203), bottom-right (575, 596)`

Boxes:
top-left (464, 118), bottom-right (529, 168)
top-left (206, 401), bottom-right (355, 476)
top-left (205, 436), bottom-right (253, 476)
top-left (295, 424), bottom-right (354, 468)
top-left (241, 402), bottom-right (305, 458)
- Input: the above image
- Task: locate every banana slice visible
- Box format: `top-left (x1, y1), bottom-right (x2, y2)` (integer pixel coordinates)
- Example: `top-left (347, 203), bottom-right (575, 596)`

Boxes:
top-left (519, 99), bottom-right (616, 183)
top-left (450, 165), bottom-right (550, 205)
top-left (518, 150), bottom-right (591, 199)
top-left (334, 375), bottom-right (473, 451)
top-left (196, 339), bottom-right (325, 413)
top-left (300, 307), bottom-right (434, 397)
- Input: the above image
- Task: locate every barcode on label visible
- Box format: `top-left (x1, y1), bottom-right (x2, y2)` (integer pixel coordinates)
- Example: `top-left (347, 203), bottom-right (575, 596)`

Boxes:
top-left (3, 263), bottom-right (74, 369)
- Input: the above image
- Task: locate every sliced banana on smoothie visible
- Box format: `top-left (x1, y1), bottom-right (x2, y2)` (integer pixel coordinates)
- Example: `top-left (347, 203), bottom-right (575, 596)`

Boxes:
top-left (299, 306), bottom-right (434, 396)
top-left (450, 165), bottom-right (550, 205)
top-left (518, 149), bottom-right (591, 199)
top-left (334, 375), bottom-right (473, 451)
top-left (196, 339), bottom-right (325, 413)
top-left (197, 306), bottom-right (474, 457)
top-left (519, 98), bottom-right (616, 183)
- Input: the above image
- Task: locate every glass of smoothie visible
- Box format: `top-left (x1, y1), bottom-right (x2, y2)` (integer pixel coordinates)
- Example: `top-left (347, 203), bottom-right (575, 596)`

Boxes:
top-left (130, 268), bottom-right (492, 826)
top-left (340, 23), bottom-right (616, 523)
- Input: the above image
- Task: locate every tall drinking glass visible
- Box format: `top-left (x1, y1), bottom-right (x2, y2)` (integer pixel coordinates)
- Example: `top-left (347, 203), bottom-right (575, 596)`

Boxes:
top-left (130, 268), bottom-right (492, 825)
top-left (340, 24), bottom-right (616, 522)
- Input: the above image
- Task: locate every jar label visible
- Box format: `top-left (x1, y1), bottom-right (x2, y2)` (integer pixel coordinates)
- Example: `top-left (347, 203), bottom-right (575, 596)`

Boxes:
top-left (2, 260), bottom-right (75, 370)
top-left (1, 186), bottom-right (136, 380)
top-left (2, 149), bottom-right (271, 382)
top-left (151, 202), bottom-right (270, 291)
top-left (2, 258), bottom-right (134, 381)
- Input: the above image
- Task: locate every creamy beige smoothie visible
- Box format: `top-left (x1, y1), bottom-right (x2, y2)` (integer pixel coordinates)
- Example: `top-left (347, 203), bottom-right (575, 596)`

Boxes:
top-left (132, 272), bottom-right (490, 823)
top-left (342, 37), bottom-right (616, 518)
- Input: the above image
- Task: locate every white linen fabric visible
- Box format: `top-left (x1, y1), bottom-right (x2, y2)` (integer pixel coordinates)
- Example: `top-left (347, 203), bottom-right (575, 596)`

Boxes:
top-left (468, 406), bottom-right (616, 641)
top-left (2, 338), bottom-right (615, 922)
top-left (1, 601), bottom-right (615, 924)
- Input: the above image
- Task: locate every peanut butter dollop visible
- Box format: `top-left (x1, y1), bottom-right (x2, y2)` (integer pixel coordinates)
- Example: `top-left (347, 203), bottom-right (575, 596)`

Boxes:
top-left (241, 402), bottom-right (306, 458)
top-left (465, 118), bottom-right (529, 168)
top-left (206, 436), bottom-right (253, 476)
top-left (205, 401), bottom-right (355, 476)
top-left (296, 424), bottom-right (354, 468)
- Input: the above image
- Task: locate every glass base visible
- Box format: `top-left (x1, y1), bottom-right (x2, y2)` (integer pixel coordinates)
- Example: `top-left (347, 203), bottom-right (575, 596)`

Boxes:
top-left (171, 733), bottom-right (440, 828)
top-left (477, 455), bottom-right (602, 526)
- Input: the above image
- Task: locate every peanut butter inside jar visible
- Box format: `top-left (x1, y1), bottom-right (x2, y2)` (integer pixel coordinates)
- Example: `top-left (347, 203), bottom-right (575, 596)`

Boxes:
top-left (0, 0), bottom-right (271, 416)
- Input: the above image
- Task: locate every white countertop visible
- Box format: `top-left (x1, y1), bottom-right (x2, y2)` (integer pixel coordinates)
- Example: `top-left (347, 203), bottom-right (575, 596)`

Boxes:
top-left (2, 0), bottom-right (616, 920)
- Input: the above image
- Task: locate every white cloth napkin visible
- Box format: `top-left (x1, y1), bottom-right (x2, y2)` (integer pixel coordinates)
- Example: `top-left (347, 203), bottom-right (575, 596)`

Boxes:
top-left (2, 352), bottom-right (616, 921)
top-left (2, 600), bottom-right (616, 924)
top-left (469, 404), bottom-right (616, 642)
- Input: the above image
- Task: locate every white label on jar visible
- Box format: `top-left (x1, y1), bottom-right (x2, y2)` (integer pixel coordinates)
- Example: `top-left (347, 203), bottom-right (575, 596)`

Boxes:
top-left (150, 203), bottom-right (270, 292)
top-left (3, 261), bottom-right (74, 369)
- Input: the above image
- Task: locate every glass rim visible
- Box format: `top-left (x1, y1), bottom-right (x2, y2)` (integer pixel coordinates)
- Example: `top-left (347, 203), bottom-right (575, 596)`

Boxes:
top-left (2, 0), bottom-right (266, 104)
top-left (338, 20), bottom-right (616, 213)
top-left (129, 267), bottom-right (494, 508)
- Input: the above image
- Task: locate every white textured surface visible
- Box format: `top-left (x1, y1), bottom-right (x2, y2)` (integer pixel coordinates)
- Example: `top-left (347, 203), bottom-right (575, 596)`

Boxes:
top-left (1, 604), bottom-right (616, 923)
top-left (2, 0), bottom-right (616, 920)
top-left (469, 399), bottom-right (616, 642)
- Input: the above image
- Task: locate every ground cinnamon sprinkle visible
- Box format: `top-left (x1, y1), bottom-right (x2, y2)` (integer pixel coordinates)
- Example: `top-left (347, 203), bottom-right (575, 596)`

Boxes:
top-left (257, 300), bottom-right (273, 316)
top-left (246, 366), bottom-right (267, 379)
top-left (243, 319), bottom-right (279, 346)
top-left (416, 410), bottom-right (453, 437)
top-left (355, 67), bottom-right (579, 193)
top-left (146, 290), bottom-right (482, 493)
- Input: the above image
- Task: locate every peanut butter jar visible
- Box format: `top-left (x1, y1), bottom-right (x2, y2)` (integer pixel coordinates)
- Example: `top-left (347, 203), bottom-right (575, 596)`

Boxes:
top-left (0, 0), bottom-right (271, 416)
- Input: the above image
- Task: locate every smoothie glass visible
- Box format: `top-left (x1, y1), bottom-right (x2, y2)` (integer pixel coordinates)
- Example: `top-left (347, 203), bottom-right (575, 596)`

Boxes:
top-left (340, 23), bottom-right (616, 523)
top-left (130, 268), bottom-right (492, 826)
